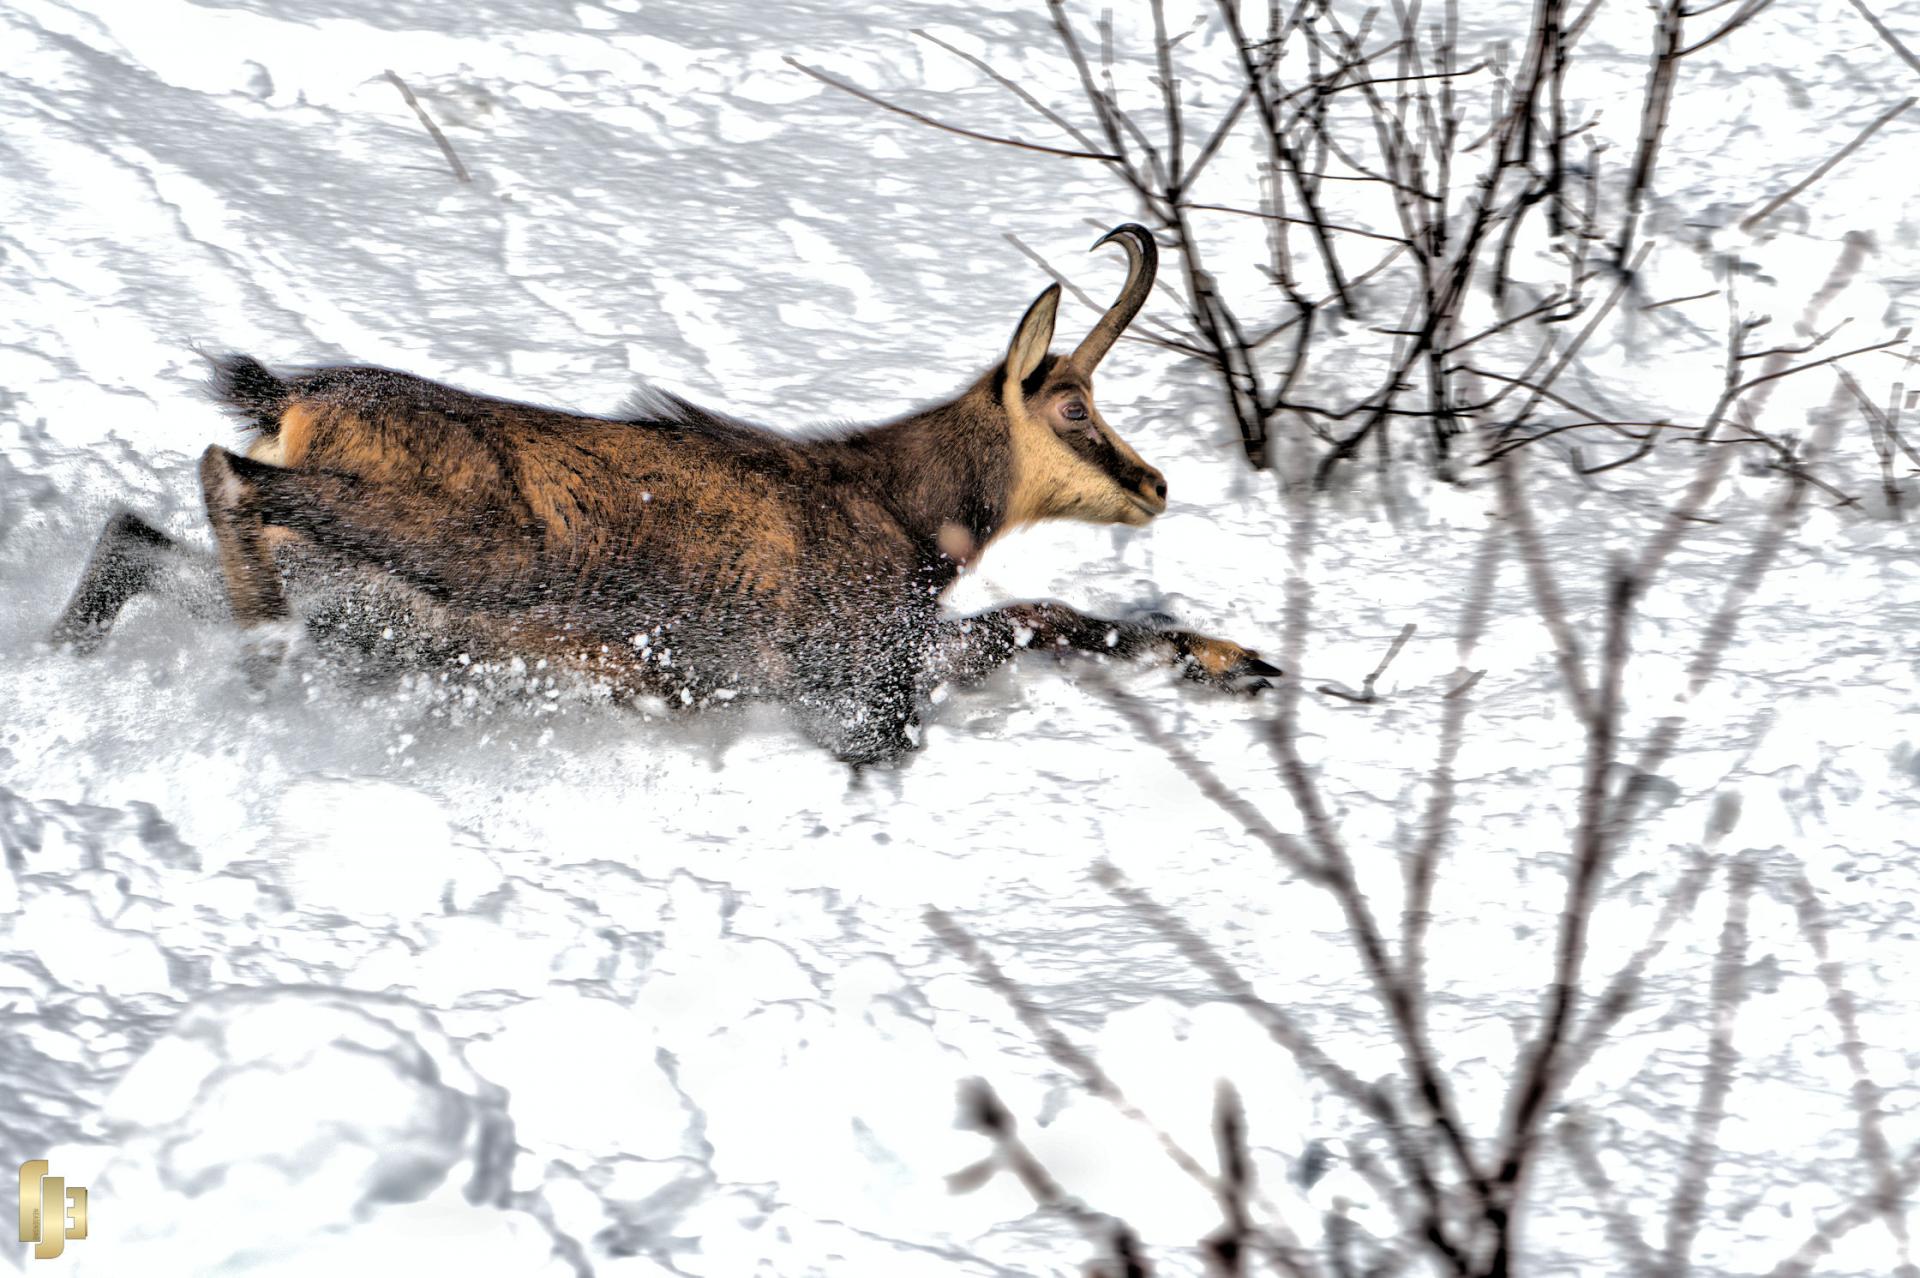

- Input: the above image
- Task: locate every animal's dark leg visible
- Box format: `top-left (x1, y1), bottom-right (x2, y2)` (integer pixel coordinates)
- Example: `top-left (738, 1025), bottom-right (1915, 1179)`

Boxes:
top-left (49, 512), bottom-right (181, 653)
top-left (790, 637), bottom-right (926, 766)
top-left (199, 445), bottom-right (292, 627)
top-left (850, 668), bottom-right (923, 765)
top-left (931, 601), bottom-right (1280, 692)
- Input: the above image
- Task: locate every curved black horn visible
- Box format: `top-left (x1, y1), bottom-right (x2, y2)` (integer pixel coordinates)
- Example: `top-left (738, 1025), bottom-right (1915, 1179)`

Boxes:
top-left (1069, 224), bottom-right (1158, 371)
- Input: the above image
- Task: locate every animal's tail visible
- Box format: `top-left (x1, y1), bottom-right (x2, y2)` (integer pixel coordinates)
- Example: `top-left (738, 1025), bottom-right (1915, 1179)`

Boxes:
top-left (206, 353), bottom-right (292, 434)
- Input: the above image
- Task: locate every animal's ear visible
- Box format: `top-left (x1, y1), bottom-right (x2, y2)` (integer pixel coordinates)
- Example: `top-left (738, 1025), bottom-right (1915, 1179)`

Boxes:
top-left (1004, 284), bottom-right (1060, 392)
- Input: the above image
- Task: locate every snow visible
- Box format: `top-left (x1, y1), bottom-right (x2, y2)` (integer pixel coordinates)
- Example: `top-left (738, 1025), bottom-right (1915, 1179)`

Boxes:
top-left (3, 0), bottom-right (1920, 1274)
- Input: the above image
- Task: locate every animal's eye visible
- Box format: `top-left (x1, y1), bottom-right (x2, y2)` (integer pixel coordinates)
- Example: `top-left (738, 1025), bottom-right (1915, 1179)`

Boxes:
top-left (1062, 400), bottom-right (1088, 421)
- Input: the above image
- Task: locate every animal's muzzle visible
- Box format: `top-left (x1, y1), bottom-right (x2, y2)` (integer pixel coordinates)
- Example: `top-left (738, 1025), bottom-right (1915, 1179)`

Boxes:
top-left (1133, 464), bottom-right (1169, 515)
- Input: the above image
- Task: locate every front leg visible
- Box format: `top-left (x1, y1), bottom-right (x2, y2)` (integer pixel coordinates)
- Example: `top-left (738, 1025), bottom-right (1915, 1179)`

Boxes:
top-left (51, 511), bottom-right (186, 653)
top-left (931, 601), bottom-right (1279, 691)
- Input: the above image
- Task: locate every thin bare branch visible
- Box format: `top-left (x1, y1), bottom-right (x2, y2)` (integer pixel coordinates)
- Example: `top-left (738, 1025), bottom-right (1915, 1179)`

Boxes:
top-left (910, 27), bottom-right (1104, 153)
top-left (1403, 525), bottom-right (1499, 994)
top-left (1477, 419), bottom-right (1672, 466)
top-left (1769, 1143), bottom-right (1920, 1278)
top-left (1739, 95), bottom-right (1916, 234)
top-left (1845, 0), bottom-right (1920, 79)
top-left (1560, 1111), bottom-right (1661, 1272)
top-left (1640, 289), bottom-right (1719, 312)
top-left (955, 1078), bottom-right (1158, 1277)
top-left (1661, 854), bottom-right (1756, 1274)
top-left (1094, 863), bottom-right (1469, 1274)
top-left (1218, 0), bottom-right (1358, 313)
top-left (1496, 242), bottom-right (1653, 437)
top-left (1612, 1), bottom-right (1681, 266)
top-left (1678, 0), bottom-right (1778, 56)
top-left (1092, 673), bottom-right (1326, 884)
top-left (1789, 872), bottom-right (1920, 1275)
top-left (925, 908), bottom-right (1221, 1194)
top-left (1265, 712), bottom-right (1494, 1210)
top-left (384, 70), bottom-right (471, 183)
top-left (1492, 450), bottom-right (1594, 717)
top-left (1490, 559), bottom-right (1638, 1271)
top-left (785, 57), bottom-right (1122, 161)
top-left (1722, 332), bottom-right (1910, 408)
top-left (1317, 622), bottom-right (1415, 704)
top-left (1182, 202), bottom-right (1412, 246)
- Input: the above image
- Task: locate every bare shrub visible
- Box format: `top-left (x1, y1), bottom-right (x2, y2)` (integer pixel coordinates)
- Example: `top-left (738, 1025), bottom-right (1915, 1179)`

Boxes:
top-left (794, 0), bottom-right (1908, 498)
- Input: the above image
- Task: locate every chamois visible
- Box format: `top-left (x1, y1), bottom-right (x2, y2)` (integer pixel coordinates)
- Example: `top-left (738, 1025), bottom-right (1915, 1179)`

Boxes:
top-left (51, 224), bottom-right (1277, 762)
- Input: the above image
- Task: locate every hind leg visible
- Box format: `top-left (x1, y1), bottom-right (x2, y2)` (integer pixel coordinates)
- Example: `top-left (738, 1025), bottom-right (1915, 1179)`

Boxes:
top-left (199, 445), bottom-right (293, 627)
top-left (202, 444), bottom-right (547, 602)
top-left (50, 512), bottom-right (184, 653)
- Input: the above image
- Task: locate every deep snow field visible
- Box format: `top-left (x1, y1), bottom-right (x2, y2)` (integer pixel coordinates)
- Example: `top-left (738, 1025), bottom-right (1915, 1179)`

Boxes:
top-left (3, 0), bottom-right (1919, 1274)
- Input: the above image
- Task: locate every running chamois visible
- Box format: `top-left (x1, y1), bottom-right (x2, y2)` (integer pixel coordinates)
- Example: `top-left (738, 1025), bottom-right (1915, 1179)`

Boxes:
top-left (52, 224), bottom-right (1276, 762)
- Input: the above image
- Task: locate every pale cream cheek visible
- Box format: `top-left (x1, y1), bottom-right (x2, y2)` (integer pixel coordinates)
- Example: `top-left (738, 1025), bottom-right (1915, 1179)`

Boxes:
top-left (1099, 489), bottom-right (1153, 526)
top-left (245, 435), bottom-right (286, 465)
top-left (1063, 473), bottom-right (1152, 526)
top-left (1062, 442), bottom-right (1146, 526)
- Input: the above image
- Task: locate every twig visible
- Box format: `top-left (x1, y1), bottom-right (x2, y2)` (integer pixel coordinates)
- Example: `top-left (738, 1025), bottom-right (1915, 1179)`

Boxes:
top-left (1477, 419), bottom-right (1671, 466)
top-left (1661, 854), bottom-right (1755, 1274)
top-left (1404, 526), bottom-right (1499, 999)
top-left (1317, 622), bottom-right (1415, 703)
top-left (1769, 1143), bottom-right (1920, 1278)
top-left (1711, 333), bottom-right (1909, 434)
top-left (1640, 289), bottom-right (1719, 312)
top-left (1714, 416), bottom-right (1863, 510)
top-left (1738, 317), bottom-right (1853, 360)
top-left (1678, 0), bottom-right (1779, 56)
top-left (953, 1078), bottom-right (1157, 1277)
top-left (1094, 861), bottom-right (1467, 1276)
top-left (1788, 872), bottom-right (1920, 1275)
top-left (1265, 710), bottom-right (1494, 1213)
top-left (1275, 59), bottom-right (1491, 103)
top-left (910, 27), bottom-right (1104, 155)
top-left (384, 70), bottom-right (470, 184)
top-left (925, 907), bottom-right (1220, 1193)
top-left (1183, 87), bottom-right (1256, 191)
top-left (1216, 0), bottom-right (1357, 314)
top-left (1739, 95), bottom-right (1916, 234)
top-left (1203, 1082), bottom-right (1253, 1278)
top-left (1612, 1), bottom-right (1682, 267)
top-left (1846, 0), bottom-right (1920, 78)
top-left (1560, 1111), bottom-right (1660, 1272)
top-left (1838, 367), bottom-right (1916, 517)
top-left (1181, 202), bottom-right (1411, 246)
top-left (1489, 560), bottom-right (1638, 1273)
top-left (1441, 291), bottom-right (1587, 357)
top-left (784, 57), bottom-right (1121, 161)
top-left (1492, 450), bottom-right (1594, 718)
top-left (1496, 242), bottom-right (1653, 438)
top-left (1091, 673), bottom-right (1327, 885)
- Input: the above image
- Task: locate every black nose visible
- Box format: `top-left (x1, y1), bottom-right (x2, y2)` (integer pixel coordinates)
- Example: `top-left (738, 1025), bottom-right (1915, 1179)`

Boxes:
top-left (1152, 478), bottom-right (1168, 500)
